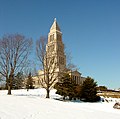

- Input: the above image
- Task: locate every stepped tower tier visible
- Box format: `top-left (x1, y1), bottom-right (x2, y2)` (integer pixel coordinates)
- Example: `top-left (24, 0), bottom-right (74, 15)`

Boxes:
top-left (46, 18), bottom-right (66, 72)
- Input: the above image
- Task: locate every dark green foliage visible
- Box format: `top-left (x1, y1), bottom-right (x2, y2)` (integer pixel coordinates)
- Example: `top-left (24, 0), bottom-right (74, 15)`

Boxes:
top-left (12, 72), bottom-right (24, 89)
top-left (80, 76), bottom-right (100, 102)
top-left (74, 85), bottom-right (81, 99)
top-left (26, 72), bottom-right (34, 90)
top-left (97, 86), bottom-right (108, 91)
top-left (55, 75), bottom-right (100, 102)
top-left (55, 73), bottom-right (76, 100)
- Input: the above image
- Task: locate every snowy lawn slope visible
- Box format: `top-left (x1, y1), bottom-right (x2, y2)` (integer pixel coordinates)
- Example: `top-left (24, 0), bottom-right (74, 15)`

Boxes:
top-left (0, 89), bottom-right (120, 119)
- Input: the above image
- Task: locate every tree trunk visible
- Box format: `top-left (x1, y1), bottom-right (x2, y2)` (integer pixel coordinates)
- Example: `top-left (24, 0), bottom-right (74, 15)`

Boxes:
top-left (69, 96), bottom-right (72, 100)
top-left (8, 85), bottom-right (11, 95)
top-left (7, 71), bottom-right (13, 95)
top-left (63, 96), bottom-right (65, 100)
top-left (46, 89), bottom-right (50, 98)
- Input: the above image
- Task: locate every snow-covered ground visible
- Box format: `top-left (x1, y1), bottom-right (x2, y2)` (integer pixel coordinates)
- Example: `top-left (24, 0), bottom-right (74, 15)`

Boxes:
top-left (0, 89), bottom-right (120, 119)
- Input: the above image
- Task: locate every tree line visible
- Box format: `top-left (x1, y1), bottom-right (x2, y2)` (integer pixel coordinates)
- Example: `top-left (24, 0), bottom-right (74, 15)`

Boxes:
top-left (55, 74), bottom-right (100, 102)
top-left (0, 33), bottom-right (103, 102)
top-left (0, 34), bottom-right (66, 97)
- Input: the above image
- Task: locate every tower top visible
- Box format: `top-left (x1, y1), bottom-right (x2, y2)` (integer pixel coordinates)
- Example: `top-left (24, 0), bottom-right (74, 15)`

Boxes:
top-left (54, 18), bottom-right (56, 21)
top-left (50, 18), bottom-right (61, 32)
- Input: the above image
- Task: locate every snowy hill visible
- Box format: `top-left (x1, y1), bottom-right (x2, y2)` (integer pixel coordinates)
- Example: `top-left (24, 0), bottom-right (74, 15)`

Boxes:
top-left (0, 89), bottom-right (120, 119)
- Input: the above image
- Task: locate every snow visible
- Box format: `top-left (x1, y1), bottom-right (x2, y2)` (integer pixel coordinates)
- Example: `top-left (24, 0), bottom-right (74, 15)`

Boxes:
top-left (0, 89), bottom-right (120, 119)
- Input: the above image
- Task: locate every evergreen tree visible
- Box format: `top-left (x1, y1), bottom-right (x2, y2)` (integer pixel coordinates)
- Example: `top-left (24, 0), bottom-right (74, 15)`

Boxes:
top-left (80, 76), bottom-right (100, 102)
top-left (26, 72), bottom-right (34, 90)
top-left (55, 73), bottom-right (76, 100)
top-left (13, 72), bottom-right (24, 89)
top-left (74, 85), bottom-right (81, 99)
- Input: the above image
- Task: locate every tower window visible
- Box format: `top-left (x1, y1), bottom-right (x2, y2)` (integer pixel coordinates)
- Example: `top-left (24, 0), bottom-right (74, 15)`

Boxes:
top-left (57, 34), bottom-right (61, 41)
top-left (58, 45), bottom-right (63, 52)
top-left (50, 34), bottom-right (54, 42)
top-left (48, 44), bottom-right (54, 52)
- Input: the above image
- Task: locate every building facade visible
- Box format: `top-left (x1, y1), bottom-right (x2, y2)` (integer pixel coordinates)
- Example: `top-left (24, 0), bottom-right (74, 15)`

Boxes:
top-left (32, 19), bottom-right (86, 88)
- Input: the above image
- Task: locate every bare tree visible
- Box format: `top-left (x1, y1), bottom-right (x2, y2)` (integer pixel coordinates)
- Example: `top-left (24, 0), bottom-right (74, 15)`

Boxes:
top-left (36, 37), bottom-right (60, 98)
top-left (65, 49), bottom-right (78, 71)
top-left (0, 34), bottom-right (32, 94)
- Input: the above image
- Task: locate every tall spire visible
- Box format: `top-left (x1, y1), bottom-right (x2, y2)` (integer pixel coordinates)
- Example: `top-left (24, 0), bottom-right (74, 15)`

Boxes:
top-left (54, 18), bottom-right (56, 21)
top-left (50, 18), bottom-right (61, 32)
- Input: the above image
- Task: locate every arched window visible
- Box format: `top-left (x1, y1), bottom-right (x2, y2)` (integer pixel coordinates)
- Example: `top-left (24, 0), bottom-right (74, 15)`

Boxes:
top-left (50, 34), bottom-right (54, 42)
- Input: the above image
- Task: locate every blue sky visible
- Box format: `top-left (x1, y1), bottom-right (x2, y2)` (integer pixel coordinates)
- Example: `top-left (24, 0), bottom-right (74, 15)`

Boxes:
top-left (0, 0), bottom-right (120, 89)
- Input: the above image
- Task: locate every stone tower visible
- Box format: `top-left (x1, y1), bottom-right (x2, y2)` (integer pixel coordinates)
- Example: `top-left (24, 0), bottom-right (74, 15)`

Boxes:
top-left (46, 18), bottom-right (66, 73)
top-left (31, 19), bottom-right (86, 88)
